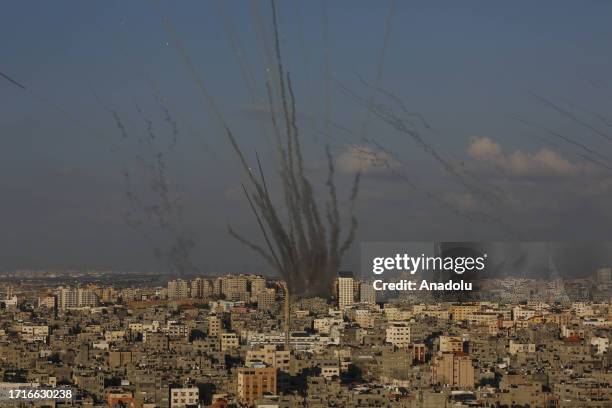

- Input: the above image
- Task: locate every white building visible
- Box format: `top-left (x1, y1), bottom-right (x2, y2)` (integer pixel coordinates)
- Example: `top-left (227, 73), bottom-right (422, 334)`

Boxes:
top-left (56, 286), bottom-right (99, 310)
top-left (338, 272), bottom-right (354, 310)
top-left (385, 321), bottom-right (411, 347)
top-left (590, 336), bottom-right (609, 355)
top-left (169, 386), bottom-right (199, 407)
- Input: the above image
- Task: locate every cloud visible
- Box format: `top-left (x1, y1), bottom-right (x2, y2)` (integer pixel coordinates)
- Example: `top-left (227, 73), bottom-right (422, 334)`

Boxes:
top-left (507, 149), bottom-right (577, 176)
top-left (467, 136), bottom-right (595, 178)
top-left (467, 137), bottom-right (502, 159)
top-left (336, 145), bottom-right (399, 175)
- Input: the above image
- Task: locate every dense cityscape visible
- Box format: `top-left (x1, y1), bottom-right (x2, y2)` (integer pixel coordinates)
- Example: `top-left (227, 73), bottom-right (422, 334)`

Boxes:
top-left (3, 0), bottom-right (612, 407)
top-left (0, 267), bottom-right (610, 407)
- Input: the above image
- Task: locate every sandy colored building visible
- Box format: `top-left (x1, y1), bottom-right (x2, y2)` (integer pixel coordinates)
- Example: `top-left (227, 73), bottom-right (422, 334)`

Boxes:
top-left (237, 364), bottom-right (277, 406)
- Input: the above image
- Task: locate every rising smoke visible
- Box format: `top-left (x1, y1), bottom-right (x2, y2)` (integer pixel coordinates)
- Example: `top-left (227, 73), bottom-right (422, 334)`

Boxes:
top-left (226, 0), bottom-right (361, 297)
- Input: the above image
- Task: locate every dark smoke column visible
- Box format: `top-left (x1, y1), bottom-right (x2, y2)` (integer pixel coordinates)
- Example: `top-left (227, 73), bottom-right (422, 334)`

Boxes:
top-left (225, 0), bottom-right (360, 299)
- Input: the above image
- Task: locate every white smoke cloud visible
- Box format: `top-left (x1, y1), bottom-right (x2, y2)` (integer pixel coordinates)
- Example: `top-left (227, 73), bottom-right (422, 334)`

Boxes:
top-left (467, 136), bottom-right (596, 178)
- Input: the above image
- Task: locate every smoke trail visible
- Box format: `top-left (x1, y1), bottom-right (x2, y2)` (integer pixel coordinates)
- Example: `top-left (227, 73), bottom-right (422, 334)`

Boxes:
top-left (358, 75), bottom-right (436, 132)
top-left (339, 80), bottom-right (504, 206)
top-left (217, 0), bottom-right (259, 105)
top-left (223, 0), bottom-right (361, 296)
top-left (152, 0), bottom-right (360, 294)
top-left (250, 0), bottom-right (280, 103)
top-left (151, 0), bottom-right (231, 135)
top-left (1, 69), bottom-right (111, 144)
top-left (90, 16), bottom-right (221, 161)
top-left (216, 0), bottom-right (274, 150)
top-left (321, 116), bottom-right (518, 235)
top-left (511, 115), bottom-right (612, 171)
top-left (109, 103), bottom-right (198, 274)
top-left (559, 96), bottom-right (612, 128)
top-left (2, 66), bottom-right (198, 273)
top-left (531, 93), bottom-right (612, 142)
top-left (0, 70), bottom-right (26, 90)
top-left (151, 92), bottom-right (179, 151)
top-left (364, 139), bottom-right (518, 236)
top-left (291, 0), bottom-right (319, 142)
top-left (322, 0), bottom-right (331, 144)
top-left (359, 0), bottom-right (396, 139)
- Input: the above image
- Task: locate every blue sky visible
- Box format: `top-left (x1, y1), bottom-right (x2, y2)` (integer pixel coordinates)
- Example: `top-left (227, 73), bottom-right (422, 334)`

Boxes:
top-left (1, 1), bottom-right (612, 273)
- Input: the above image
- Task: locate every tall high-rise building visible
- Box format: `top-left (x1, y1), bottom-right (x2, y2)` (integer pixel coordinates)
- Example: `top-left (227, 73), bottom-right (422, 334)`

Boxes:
top-left (56, 287), bottom-right (99, 310)
top-left (249, 276), bottom-right (266, 301)
top-left (359, 281), bottom-right (376, 303)
top-left (338, 271), bottom-right (354, 310)
top-left (79, 288), bottom-right (99, 308)
top-left (213, 277), bottom-right (223, 295)
top-left (57, 287), bottom-right (78, 309)
top-left (222, 275), bottom-right (248, 301)
top-left (190, 278), bottom-right (212, 299)
top-left (167, 279), bottom-right (190, 300)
